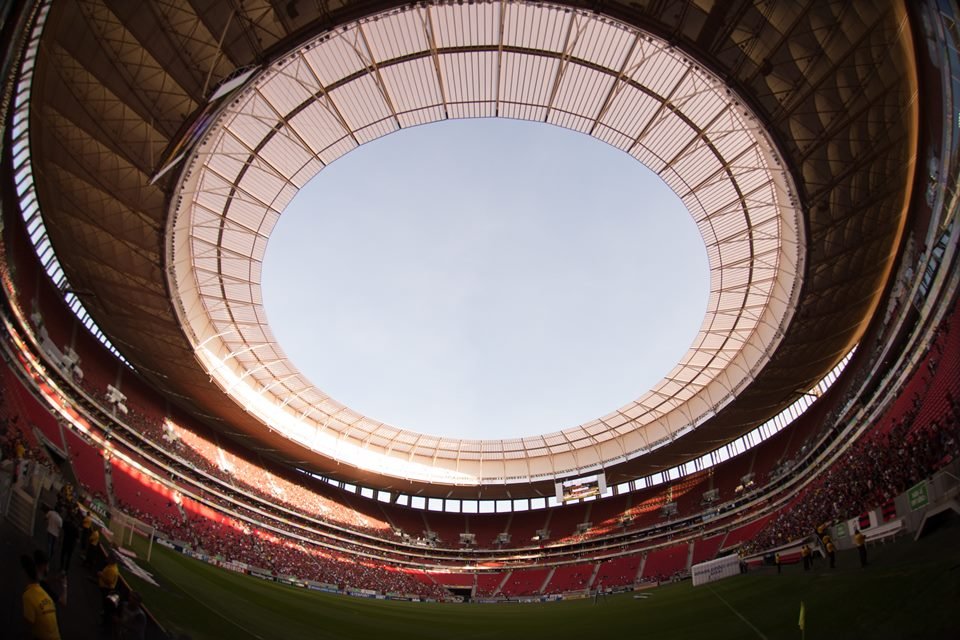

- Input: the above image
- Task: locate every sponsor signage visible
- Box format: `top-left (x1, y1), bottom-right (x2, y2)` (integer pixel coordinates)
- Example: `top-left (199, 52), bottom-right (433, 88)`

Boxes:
top-left (691, 554), bottom-right (740, 587)
top-left (908, 482), bottom-right (929, 511)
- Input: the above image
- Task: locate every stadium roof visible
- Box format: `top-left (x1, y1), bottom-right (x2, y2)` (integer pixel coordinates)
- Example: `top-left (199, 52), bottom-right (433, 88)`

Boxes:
top-left (23, 0), bottom-right (917, 497)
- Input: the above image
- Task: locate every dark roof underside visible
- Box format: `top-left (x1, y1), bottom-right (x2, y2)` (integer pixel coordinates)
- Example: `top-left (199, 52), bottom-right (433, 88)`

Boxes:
top-left (26, 0), bottom-right (917, 497)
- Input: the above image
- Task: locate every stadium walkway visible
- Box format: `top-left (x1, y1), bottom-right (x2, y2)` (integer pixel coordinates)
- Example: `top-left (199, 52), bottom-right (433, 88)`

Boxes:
top-left (0, 495), bottom-right (165, 640)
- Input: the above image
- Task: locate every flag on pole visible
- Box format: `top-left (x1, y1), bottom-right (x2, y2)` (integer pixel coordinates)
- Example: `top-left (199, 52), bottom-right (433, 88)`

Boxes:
top-left (799, 601), bottom-right (806, 632)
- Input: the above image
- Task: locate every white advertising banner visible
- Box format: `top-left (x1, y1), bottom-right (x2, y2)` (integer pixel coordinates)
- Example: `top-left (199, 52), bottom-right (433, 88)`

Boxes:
top-left (691, 554), bottom-right (741, 587)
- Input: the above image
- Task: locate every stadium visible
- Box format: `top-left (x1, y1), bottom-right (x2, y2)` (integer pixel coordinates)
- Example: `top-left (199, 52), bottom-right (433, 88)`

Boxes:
top-left (0, 0), bottom-right (958, 638)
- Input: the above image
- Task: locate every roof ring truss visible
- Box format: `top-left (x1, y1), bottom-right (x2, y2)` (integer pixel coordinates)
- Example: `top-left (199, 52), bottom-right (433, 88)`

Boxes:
top-left (167, 1), bottom-right (804, 487)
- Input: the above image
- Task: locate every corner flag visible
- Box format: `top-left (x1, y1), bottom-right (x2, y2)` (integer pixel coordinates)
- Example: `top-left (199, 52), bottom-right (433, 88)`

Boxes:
top-left (799, 601), bottom-right (806, 634)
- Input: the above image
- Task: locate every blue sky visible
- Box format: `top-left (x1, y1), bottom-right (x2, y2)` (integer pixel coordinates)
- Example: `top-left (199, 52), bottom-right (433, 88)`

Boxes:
top-left (262, 118), bottom-right (708, 440)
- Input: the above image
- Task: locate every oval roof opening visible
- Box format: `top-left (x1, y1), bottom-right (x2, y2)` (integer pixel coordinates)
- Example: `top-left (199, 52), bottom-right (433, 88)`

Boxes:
top-left (262, 118), bottom-right (709, 439)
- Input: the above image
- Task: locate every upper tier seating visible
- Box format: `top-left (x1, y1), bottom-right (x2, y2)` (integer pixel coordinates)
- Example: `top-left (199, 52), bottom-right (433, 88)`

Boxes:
top-left (62, 427), bottom-right (107, 495)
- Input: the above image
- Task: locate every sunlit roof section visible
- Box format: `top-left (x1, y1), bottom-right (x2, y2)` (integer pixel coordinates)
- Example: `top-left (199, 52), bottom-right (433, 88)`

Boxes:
top-left (311, 347), bottom-right (855, 512)
top-left (168, 1), bottom-right (803, 486)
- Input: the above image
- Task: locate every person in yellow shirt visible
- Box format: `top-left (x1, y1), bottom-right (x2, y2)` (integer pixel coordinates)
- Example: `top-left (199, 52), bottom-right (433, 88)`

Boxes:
top-left (98, 555), bottom-right (119, 591)
top-left (826, 540), bottom-right (836, 568)
top-left (14, 439), bottom-right (26, 484)
top-left (98, 554), bottom-right (121, 628)
top-left (21, 554), bottom-right (61, 639)
top-left (801, 544), bottom-right (811, 571)
top-left (83, 525), bottom-right (101, 568)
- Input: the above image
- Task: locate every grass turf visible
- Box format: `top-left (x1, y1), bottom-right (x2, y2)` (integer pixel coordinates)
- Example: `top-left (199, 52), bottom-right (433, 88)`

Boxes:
top-left (121, 522), bottom-right (960, 640)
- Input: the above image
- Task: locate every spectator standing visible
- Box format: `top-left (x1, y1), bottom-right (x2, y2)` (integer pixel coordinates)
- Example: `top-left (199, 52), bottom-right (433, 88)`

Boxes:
top-left (854, 529), bottom-right (868, 567)
top-left (593, 580), bottom-right (606, 604)
top-left (83, 526), bottom-right (101, 567)
top-left (98, 553), bottom-right (121, 629)
top-left (32, 550), bottom-right (61, 605)
top-left (20, 554), bottom-right (61, 640)
top-left (44, 508), bottom-right (62, 560)
top-left (118, 591), bottom-right (147, 640)
top-left (80, 510), bottom-right (92, 553)
top-left (59, 511), bottom-right (80, 571)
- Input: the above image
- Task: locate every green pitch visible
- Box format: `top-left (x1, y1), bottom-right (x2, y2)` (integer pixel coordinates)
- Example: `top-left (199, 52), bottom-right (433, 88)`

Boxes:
top-left (123, 522), bottom-right (960, 640)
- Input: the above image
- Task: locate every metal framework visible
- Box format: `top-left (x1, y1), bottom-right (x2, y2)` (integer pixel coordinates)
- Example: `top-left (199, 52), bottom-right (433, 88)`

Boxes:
top-left (13, 0), bottom-right (918, 497)
top-left (168, 2), bottom-right (803, 486)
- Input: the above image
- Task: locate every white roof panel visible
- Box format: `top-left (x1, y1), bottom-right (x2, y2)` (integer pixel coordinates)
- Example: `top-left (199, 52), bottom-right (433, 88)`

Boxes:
top-left (551, 64), bottom-right (612, 122)
top-left (258, 129), bottom-right (317, 186)
top-left (600, 86), bottom-right (663, 145)
top-left (168, 2), bottom-right (803, 485)
top-left (379, 58), bottom-right (444, 114)
top-left (440, 51), bottom-right (498, 104)
top-left (225, 93), bottom-right (280, 149)
top-left (303, 29), bottom-right (369, 86)
top-left (502, 3), bottom-right (569, 52)
top-left (397, 106), bottom-right (446, 128)
top-left (569, 15), bottom-right (635, 70)
top-left (361, 11), bottom-right (429, 63)
top-left (630, 43), bottom-right (688, 97)
top-left (257, 57), bottom-right (321, 116)
top-left (500, 51), bottom-right (558, 107)
top-left (327, 74), bottom-right (395, 132)
top-left (433, 3), bottom-right (499, 49)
